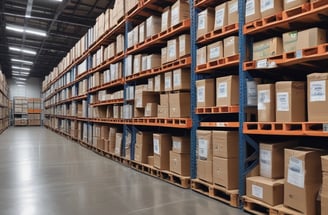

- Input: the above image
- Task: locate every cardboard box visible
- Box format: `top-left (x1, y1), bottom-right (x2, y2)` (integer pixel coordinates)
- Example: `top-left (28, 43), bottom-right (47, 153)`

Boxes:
top-left (197, 8), bottom-right (215, 38)
top-left (275, 81), bottom-right (305, 122)
top-left (246, 176), bottom-right (284, 206)
top-left (144, 103), bottom-right (158, 117)
top-left (307, 73), bottom-right (328, 122)
top-left (212, 131), bottom-right (239, 158)
top-left (154, 74), bottom-right (165, 92)
top-left (165, 71), bottom-right (173, 92)
top-left (223, 36), bottom-right (239, 57)
top-left (135, 132), bottom-right (153, 163)
top-left (257, 84), bottom-right (275, 122)
top-left (161, 47), bottom-right (167, 65)
top-left (169, 92), bottom-right (190, 118)
top-left (146, 15), bottom-right (161, 39)
top-left (135, 91), bottom-right (159, 108)
top-left (172, 136), bottom-right (190, 154)
top-left (173, 69), bottom-right (190, 91)
top-left (197, 130), bottom-right (212, 160)
top-left (153, 133), bottom-right (172, 170)
top-left (167, 38), bottom-right (179, 62)
top-left (100, 126), bottom-right (109, 139)
top-left (322, 155), bottom-right (328, 172)
top-left (253, 37), bottom-right (283, 60)
top-left (282, 31), bottom-right (298, 53)
top-left (157, 106), bottom-right (169, 118)
top-left (148, 77), bottom-right (154, 91)
top-left (260, 141), bottom-right (298, 178)
top-left (197, 46), bottom-right (207, 65)
top-left (196, 79), bottom-right (215, 107)
top-left (260, 0), bottom-right (283, 18)
top-left (214, 2), bottom-right (228, 30)
top-left (114, 132), bottom-right (122, 156)
top-left (170, 151), bottom-right (190, 176)
top-left (213, 157), bottom-right (239, 189)
top-left (133, 54), bottom-right (142, 74)
top-left (160, 93), bottom-right (169, 107)
top-left (139, 21), bottom-right (146, 43)
top-left (197, 159), bottom-right (213, 183)
top-left (146, 54), bottom-right (161, 70)
top-left (284, 0), bottom-right (308, 10)
top-left (228, 0), bottom-right (239, 25)
top-left (247, 78), bottom-right (262, 106)
top-left (284, 147), bottom-right (326, 215)
top-left (161, 7), bottom-right (171, 32)
top-left (179, 34), bottom-right (190, 57)
top-left (133, 25), bottom-right (139, 46)
top-left (148, 156), bottom-right (154, 166)
top-left (171, 0), bottom-right (190, 27)
top-left (296, 27), bottom-right (327, 50)
top-left (207, 41), bottom-right (224, 62)
top-left (246, 0), bottom-right (261, 23)
top-left (216, 75), bottom-right (239, 107)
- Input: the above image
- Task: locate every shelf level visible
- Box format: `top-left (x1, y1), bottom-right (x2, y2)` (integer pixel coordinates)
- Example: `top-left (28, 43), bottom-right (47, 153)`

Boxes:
top-left (196, 106), bottom-right (239, 114)
top-left (197, 23), bottom-right (238, 45)
top-left (91, 99), bottom-right (124, 106)
top-left (200, 122), bottom-right (239, 128)
top-left (196, 54), bottom-right (239, 73)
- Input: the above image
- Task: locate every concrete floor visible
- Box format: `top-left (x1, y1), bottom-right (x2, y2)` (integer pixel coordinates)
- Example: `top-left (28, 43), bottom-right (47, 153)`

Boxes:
top-left (0, 127), bottom-right (247, 215)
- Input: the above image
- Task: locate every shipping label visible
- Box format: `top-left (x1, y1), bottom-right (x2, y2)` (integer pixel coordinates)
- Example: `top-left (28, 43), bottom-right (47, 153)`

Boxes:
top-left (215, 8), bottom-right (225, 28)
top-left (257, 90), bottom-right (270, 110)
top-left (252, 184), bottom-right (264, 199)
top-left (229, 2), bottom-right (238, 13)
top-left (261, 0), bottom-right (274, 12)
top-left (171, 7), bottom-right (179, 26)
top-left (165, 76), bottom-right (171, 89)
top-left (198, 139), bottom-right (208, 159)
top-left (153, 138), bottom-right (160, 155)
top-left (310, 80), bottom-right (326, 102)
top-left (246, 0), bottom-right (255, 16)
top-left (168, 42), bottom-right (176, 58)
top-left (173, 72), bottom-right (181, 88)
top-left (217, 82), bottom-right (228, 98)
top-left (287, 157), bottom-right (305, 188)
top-left (197, 86), bottom-right (205, 103)
top-left (198, 13), bottom-right (206, 30)
top-left (260, 149), bottom-right (272, 178)
top-left (277, 92), bottom-right (289, 111)
top-left (209, 47), bottom-right (220, 59)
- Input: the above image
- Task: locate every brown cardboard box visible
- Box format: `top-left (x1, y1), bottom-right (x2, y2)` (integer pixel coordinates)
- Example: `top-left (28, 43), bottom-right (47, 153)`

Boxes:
top-left (133, 25), bottom-right (139, 46)
top-left (114, 132), bottom-right (122, 156)
top-left (144, 103), bottom-right (158, 117)
top-left (296, 27), bottom-right (327, 50)
top-left (307, 73), bottom-right (328, 122)
top-left (146, 54), bottom-right (161, 70)
top-left (246, 176), bottom-right (284, 206)
top-left (100, 126), bottom-right (109, 139)
top-left (213, 157), bottom-right (239, 189)
top-left (157, 106), bottom-right (169, 118)
top-left (214, 2), bottom-right (228, 30)
top-left (172, 136), bottom-right (190, 154)
top-left (133, 54), bottom-right (142, 74)
top-left (197, 130), bottom-right (213, 160)
top-left (197, 46), bottom-right (207, 65)
top-left (282, 31), bottom-right (298, 52)
top-left (260, 0), bottom-right (283, 18)
top-left (171, 0), bottom-right (190, 27)
top-left (216, 75), bottom-right (239, 107)
top-left (161, 7), bottom-right (171, 32)
top-left (173, 69), bottom-right (190, 91)
top-left (170, 151), bottom-right (190, 176)
top-left (169, 92), bottom-right (190, 118)
top-left (161, 47), bottom-right (167, 65)
top-left (257, 84), bottom-right (275, 122)
top-left (167, 38), bottom-right (179, 62)
top-left (135, 91), bottom-right (159, 108)
top-left (207, 41), bottom-right (224, 62)
top-left (322, 193), bottom-right (328, 215)
top-left (197, 8), bottom-right (215, 38)
top-left (223, 36), bottom-right (239, 57)
top-left (148, 77), bottom-right (154, 91)
top-left (109, 127), bottom-right (117, 153)
top-left (275, 81), bottom-right (305, 122)
top-left (260, 141), bottom-right (298, 178)
top-left (253, 37), bottom-right (283, 60)
top-left (197, 159), bottom-right (213, 183)
top-left (116, 34), bottom-right (124, 54)
top-left (284, 0), bottom-right (308, 10)
top-left (146, 15), bottom-right (161, 39)
top-left (153, 133), bottom-right (172, 170)
top-left (179, 34), bottom-right (190, 57)
top-left (284, 147), bottom-right (326, 215)
top-left (160, 93), bottom-right (169, 107)
top-left (322, 155), bottom-right (328, 172)
top-left (212, 131), bottom-right (239, 158)
top-left (148, 156), bottom-right (154, 166)
top-left (164, 71), bottom-right (173, 92)
top-left (228, 0), bottom-right (239, 25)
top-left (154, 74), bottom-right (165, 92)
top-left (135, 132), bottom-right (153, 163)
top-left (139, 21), bottom-right (146, 43)
top-left (246, 0), bottom-right (261, 23)
top-left (196, 79), bottom-right (215, 107)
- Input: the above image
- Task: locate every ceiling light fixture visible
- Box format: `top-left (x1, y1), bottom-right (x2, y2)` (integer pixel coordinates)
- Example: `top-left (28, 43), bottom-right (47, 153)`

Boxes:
top-left (13, 77), bottom-right (27, 81)
top-left (12, 66), bottom-right (31, 71)
top-left (17, 84), bottom-right (26, 87)
top-left (16, 81), bottom-right (26, 85)
top-left (11, 59), bottom-right (34, 65)
top-left (6, 25), bottom-right (47, 37)
top-left (9, 47), bottom-right (37, 55)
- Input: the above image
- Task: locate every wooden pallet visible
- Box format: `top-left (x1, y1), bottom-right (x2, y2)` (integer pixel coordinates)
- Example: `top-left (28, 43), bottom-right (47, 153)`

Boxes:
top-left (160, 170), bottom-right (190, 189)
top-left (243, 196), bottom-right (277, 215)
top-left (271, 204), bottom-right (304, 215)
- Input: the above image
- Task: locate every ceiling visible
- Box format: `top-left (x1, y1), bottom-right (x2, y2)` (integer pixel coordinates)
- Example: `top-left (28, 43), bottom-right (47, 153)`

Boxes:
top-left (0, 0), bottom-right (115, 79)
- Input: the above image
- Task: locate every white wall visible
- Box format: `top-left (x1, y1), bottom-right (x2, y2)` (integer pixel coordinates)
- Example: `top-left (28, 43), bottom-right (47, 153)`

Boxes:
top-left (8, 77), bottom-right (42, 99)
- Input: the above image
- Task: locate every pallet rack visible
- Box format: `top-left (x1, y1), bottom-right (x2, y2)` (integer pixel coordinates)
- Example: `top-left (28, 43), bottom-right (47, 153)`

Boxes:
top-left (0, 70), bottom-right (9, 134)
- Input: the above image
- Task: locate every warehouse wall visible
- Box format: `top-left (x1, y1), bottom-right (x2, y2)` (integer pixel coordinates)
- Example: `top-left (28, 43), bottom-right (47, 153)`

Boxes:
top-left (8, 78), bottom-right (42, 99)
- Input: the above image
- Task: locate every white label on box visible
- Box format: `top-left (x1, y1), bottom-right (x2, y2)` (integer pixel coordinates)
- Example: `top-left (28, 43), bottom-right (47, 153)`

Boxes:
top-left (287, 0), bottom-right (296, 3)
top-left (258, 90), bottom-right (270, 110)
top-left (252, 184), bottom-right (263, 199)
top-left (246, 0), bottom-right (255, 16)
top-left (198, 139), bottom-right (208, 159)
top-left (229, 2), bottom-right (238, 13)
top-left (198, 13), bottom-right (206, 30)
top-left (277, 92), bottom-right (289, 111)
top-left (153, 138), bottom-right (160, 155)
top-left (197, 86), bottom-right (205, 103)
top-left (171, 7), bottom-right (179, 26)
top-left (256, 59), bottom-right (268, 68)
top-left (173, 72), bottom-right (181, 88)
top-left (247, 81), bottom-right (258, 106)
top-left (310, 80), bottom-right (326, 102)
top-left (261, 0), bottom-right (274, 12)
top-left (168, 43), bottom-right (176, 58)
top-left (217, 82), bottom-right (228, 98)
top-left (146, 56), bottom-right (152, 70)
top-left (260, 149), bottom-right (272, 178)
top-left (210, 47), bottom-right (220, 59)
top-left (173, 140), bottom-right (181, 150)
top-left (215, 8), bottom-right (225, 28)
top-left (287, 157), bottom-right (304, 188)
top-left (165, 76), bottom-right (171, 90)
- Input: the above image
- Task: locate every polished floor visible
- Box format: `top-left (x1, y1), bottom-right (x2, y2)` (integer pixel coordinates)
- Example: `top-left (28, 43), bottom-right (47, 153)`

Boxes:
top-left (0, 127), bottom-right (247, 215)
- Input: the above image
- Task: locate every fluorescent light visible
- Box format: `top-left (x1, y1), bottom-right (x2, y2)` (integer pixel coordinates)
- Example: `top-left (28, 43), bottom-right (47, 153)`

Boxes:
top-left (6, 25), bottom-right (47, 37)
top-left (16, 81), bottom-right (26, 85)
top-left (12, 66), bottom-right (31, 71)
top-left (11, 59), bottom-right (33, 65)
top-left (17, 84), bottom-right (26, 87)
top-left (9, 47), bottom-right (36, 55)
top-left (13, 77), bottom-right (27, 81)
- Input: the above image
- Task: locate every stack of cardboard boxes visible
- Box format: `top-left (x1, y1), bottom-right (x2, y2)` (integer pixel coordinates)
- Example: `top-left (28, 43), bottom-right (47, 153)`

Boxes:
top-left (135, 132), bottom-right (153, 164)
top-left (170, 136), bottom-right (190, 176)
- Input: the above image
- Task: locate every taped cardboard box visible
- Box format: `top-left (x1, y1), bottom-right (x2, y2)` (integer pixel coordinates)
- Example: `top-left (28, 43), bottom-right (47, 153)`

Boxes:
top-left (257, 84), bottom-right (276, 122)
top-left (179, 34), bottom-right (190, 57)
top-left (139, 21), bottom-right (146, 43)
top-left (214, 2), bottom-right (228, 30)
top-left (196, 130), bottom-right (213, 160)
top-left (157, 106), bottom-right (169, 118)
top-left (197, 8), bottom-right (215, 38)
top-left (148, 77), bottom-right (154, 91)
top-left (164, 71), bottom-right (173, 92)
top-left (284, 0), bottom-right (308, 10)
top-left (228, 0), bottom-right (239, 25)
top-left (173, 69), bottom-right (190, 91)
top-left (245, 0), bottom-right (261, 23)
top-left (153, 133), bottom-right (172, 170)
top-left (207, 41), bottom-right (224, 62)
top-left (196, 79), bottom-right (215, 107)
top-left (253, 37), bottom-right (283, 60)
top-left (172, 136), bottom-right (190, 154)
top-left (197, 159), bottom-right (213, 183)
top-left (223, 36), bottom-right (239, 57)
top-left (161, 47), bottom-right (167, 65)
top-left (146, 15), bottom-right (161, 39)
top-left (296, 27), bottom-right (327, 50)
top-left (170, 151), bottom-right (190, 176)
top-left (169, 92), bottom-right (190, 118)
top-left (135, 132), bottom-right (153, 163)
top-left (216, 75), bottom-right (239, 107)
top-left (167, 38), bottom-right (179, 62)
top-left (260, 0), bottom-right (283, 18)
top-left (114, 132), bottom-right (122, 156)
top-left (135, 91), bottom-right (159, 108)
top-left (161, 7), bottom-right (171, 32)
top-left (144, 103), bottom-right (158, 117)
top-left (171, 0), bottom-right (190, 27)
top-left (213, 157), bottom-right (239, 189)
top-left (133, 54), bottom-right (143, 74)
top-left (154, 74), bottom-right (165, 92)
top-left (212, 131), bottom-right (239, 158)
top-left (197, 46), bottom-right (207, 66)
top-left (282, 31), bottom-right (298, 53)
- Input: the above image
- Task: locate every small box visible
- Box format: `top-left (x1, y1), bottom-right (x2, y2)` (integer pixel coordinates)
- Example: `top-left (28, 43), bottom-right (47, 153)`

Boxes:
top-left (139, 21), bottom-right (146, 43)
top-left (284, 0), bottom-right (308, 10)
top-left (165, 71), bottom-right (173, 92)
top-left (246, 176), bottom-right (284, 206)
top-left (197, 8), bottom-right (215, 38)
top-left (179, 34), bottom-right (190, 57)
top-left (214, 2), bottom-right (228, 30)
top-left (135, 132), bottom-right (153, 163)
top-left (196, 79), bottom-right (215, 107)
top-left (207, 41), bottom-right (224, 62)
top-left (171, 0), bottom-right (190, 27)
top-left (154, 74), bottom-right (165, 92)
top-left (212, 131), bottom-right (239, 158)
top-left (197, 46), bottom-right (207, 65)
top-left (213, 157), bottom-right (239, 189)
top-left (257, 84), bottom-right (275, 122)
top-left (283, 31), bottom-right (298, 52)
top-left (144, 103), bottom-right (158, 117)
top-left (169, 92), bottom-right (190, 118)
top-left (197, 130), bottom-right (213, 160)
top-left (161, 7), bottom-right (171, 32)
top-left (161, 47), bottom-right (167, 65)
top-left (307, 73), bottom-right (328, 122)
top-left (246, 0), bottom-right (261, 23)
top-left (146, 15), bottom-right (161, 38)
top-left (223, 36), bottom-right (239, 57)
top-left (275, 81), bottom-right (305, 122)
top-left (260, 0), bottom-right (283, 18)
top-left (253, 37), bottom-right (283, 60)
top-left (173, 69), bottom-right (190, 91)
top-left (153, 133), bottom-right (172, 170)
top-left (167, 38), bottom-right (179, 62)
top-left (228, 0), bottom-right (239, 25)
top-left (296, 27), bottom-right (327, 50)
top-left (170, 151), bottom-right (190, 176)
top-left (172, 136), bottom-right (190, 154)
top-left (197, 159), bottom-right (213, 183)
top-left (216, 75), bottom-right (239, 107)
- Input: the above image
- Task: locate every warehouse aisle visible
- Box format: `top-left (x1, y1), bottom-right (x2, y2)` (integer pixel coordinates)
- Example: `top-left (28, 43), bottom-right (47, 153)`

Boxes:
top-left (0, 127), bottom-right (246, 215)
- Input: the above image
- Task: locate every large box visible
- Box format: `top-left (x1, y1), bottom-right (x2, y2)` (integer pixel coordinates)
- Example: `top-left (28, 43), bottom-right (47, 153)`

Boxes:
top-left (216, 75), bottom-right (239, 107)
top-left (214, 2), bottom-right (228, 30)
top-left (161, 7), bottom-right (171, 32)
top-left (146, 16), bottom-right (161, 39)
top-left (172, 136), bottom-right (190, 154)
top-left (171, 0), bottom-right (190, 27)
top-left (173, 69), bottom-right (190, 91)
top-left (212, 131), bottom-right (239, 158)
top-left (170, 151), bottom-right (190, 176)
top-left (153, 133), bottom-right (172, 170)
top-left (246, 0), bottom-right (261, 23)
top-left (197, 46), bottom-right (207, 65)
top-left (135, 132), bottom-right (153, 163)
top-left (223, 36), bottom-right (239, 57)
top-left (154, 74), bottom-right (165, 92)
top-left (169, 92), bottom-right (190, 118)
top-left (296, 27), bottom-right (327, 50)
top-left (257, 84), bottom-right (275, 122)
top-left (144, 103), bottom-right (158, 117)
top-left (207, 41), bottom-right (223, 62)
top-left (283, 31), bottom-right (298, 53)
top-left (284, 147), bottom-right (325, 215)
top-left (197, 130), bottom-right (212, 160)
top-left (160, 93), bottom-right (169, 107)
top-left (114, 132), bottom-right (122, 156)
top-left (167, 38), bottom-right (179, 62)
top-left (135, 91), bottom-right (159, 108)
top-left (196, 79), bottom-right (215, 107)
top-left (157, 106), bottom-right (169, 118)
top-left (307, 73), bottom-right (328, 122)
top-left (164, 71), bottom-right (173, 92)
top-left (228, 0), bottom-right (239, 25)
top-left (260, 141), bottom-right (298, 178)
top-left (179, 34), bottom-right (190, 57)
top-left (197, 159), bottom-right (213, 183)
top-left (253, 37), bottom-right (283, 60)
top-left (284, 0), bottom-right (308, 11)
top-left (197, 8), bottom-right (215, 38)
top-left (213, 157), bottom-right (239, 189)
top-left (260, 0), bottom-right (283, 18)
top-left (275, 81), bottom-right (305, 122)
top-left (246, 176), bottom-right (284, 206)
